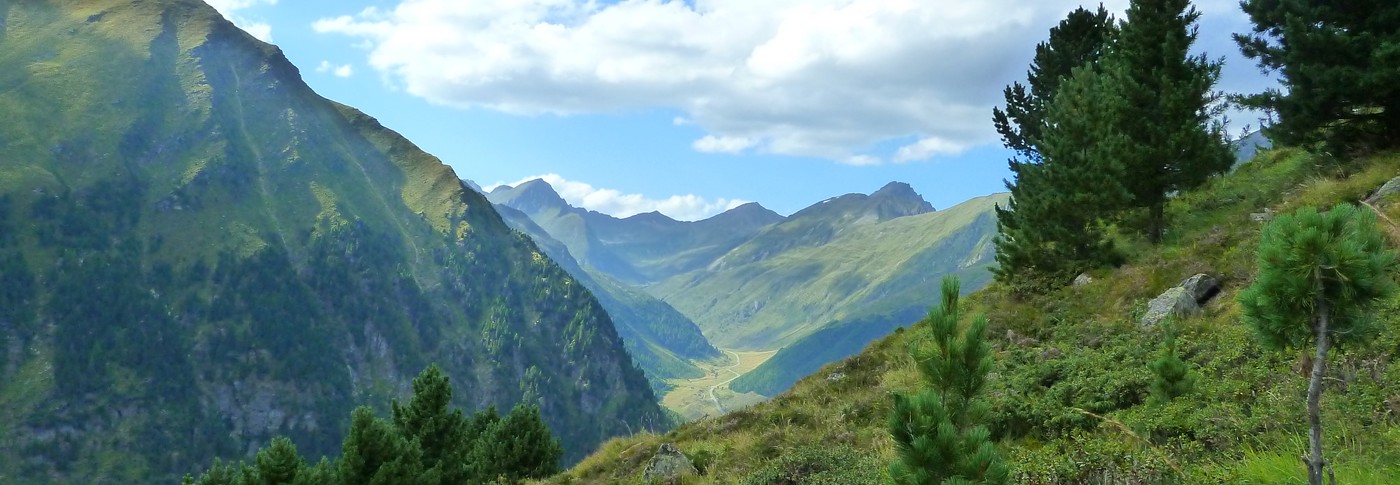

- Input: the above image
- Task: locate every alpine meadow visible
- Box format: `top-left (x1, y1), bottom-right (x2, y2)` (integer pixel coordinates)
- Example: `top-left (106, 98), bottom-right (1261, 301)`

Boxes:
top-left (1, 0), bottom-right (1399, 484)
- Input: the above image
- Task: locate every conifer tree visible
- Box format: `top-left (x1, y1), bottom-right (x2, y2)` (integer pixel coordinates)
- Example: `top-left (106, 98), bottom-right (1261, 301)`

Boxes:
top-left (391, 364), bottom-right (470, 484)
top-left (1235, 0), bottom-right (1400, 153)
top-left (888, 276), bottom-right (1008, 485)
top-left (1239, 204), bottom-right (1396, 485)
top-left (338, 406), bottom-right (423, 485)
top-left (472, 403), bottom-right (564, 482)
top-left (250, 437), bottom-right (305, 485)
top-left (992, 6), bottom-right (1118, 292)
top-left (1100, 0), bottom-right (1232, 243)
top-left (1148, 322), bottom-right (1197, 403)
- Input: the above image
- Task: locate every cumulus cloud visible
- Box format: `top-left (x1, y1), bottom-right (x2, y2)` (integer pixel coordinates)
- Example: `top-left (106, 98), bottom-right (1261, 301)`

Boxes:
top-left (317, 61), bottom-right (355, 78)
top-left (314, 1), bottom-right (1253, 164)
top-left (207, 0), bottom-right (277, 42)
top-left (488, 174), bottom-right (748, 221)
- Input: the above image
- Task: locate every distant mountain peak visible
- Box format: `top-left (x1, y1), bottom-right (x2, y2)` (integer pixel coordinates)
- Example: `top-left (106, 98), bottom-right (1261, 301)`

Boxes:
top-left (624, 210), bottom-right (676, 223)
top-left (869, 181), bottom-right (935, 217)
top-left (489, 178), bottom-right (570, 214)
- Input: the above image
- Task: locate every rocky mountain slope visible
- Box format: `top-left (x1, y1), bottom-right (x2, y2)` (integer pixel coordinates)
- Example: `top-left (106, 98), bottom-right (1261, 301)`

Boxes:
top-left (0, 1), bottom-right (660, 481)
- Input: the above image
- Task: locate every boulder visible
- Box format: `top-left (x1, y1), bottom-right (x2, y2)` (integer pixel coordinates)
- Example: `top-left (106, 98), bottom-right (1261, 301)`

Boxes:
top-left (1072, 273), bottom-right (1094, 286)
top-left (1140, 286), bottom-right (1197, 328)
top-left (1178, 273), bottom-right (1221, 304)
top-left (642, 443), bottom-right (698, 484)
top-left (1250, 208), bottom-right (1274, 222)
top-left (1365, 176), bottom-right (1400, 205)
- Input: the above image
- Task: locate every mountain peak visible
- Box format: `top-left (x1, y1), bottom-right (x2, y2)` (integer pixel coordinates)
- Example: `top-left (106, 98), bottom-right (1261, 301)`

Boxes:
top-left (869, 181), bottom-right (935, 217)
top-left (489, 179), bottom-right (570, 214)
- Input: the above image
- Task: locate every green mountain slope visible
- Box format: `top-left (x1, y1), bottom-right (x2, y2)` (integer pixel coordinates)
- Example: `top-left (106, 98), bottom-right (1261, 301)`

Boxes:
top-left (0, 1), bottom-right (660, 481)
top-left (494, 203), bottom-right (720, 391)
top-left (556, 148), bottom-right (1400, 484)
top-left (652, 192), bottom-right (1004, 350)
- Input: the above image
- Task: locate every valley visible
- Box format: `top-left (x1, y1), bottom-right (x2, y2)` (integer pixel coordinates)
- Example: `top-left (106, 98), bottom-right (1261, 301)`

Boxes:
top-left (659, 349), bottom-right (778, 421)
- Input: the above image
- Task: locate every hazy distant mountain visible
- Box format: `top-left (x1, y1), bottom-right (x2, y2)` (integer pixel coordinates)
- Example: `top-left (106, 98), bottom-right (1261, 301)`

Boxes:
top-left (0, 1), bottom-right (659, 480)
top-left (492, 202), bottom-right (721, 391)
top-left (488, 180), bottom-right (784, 284)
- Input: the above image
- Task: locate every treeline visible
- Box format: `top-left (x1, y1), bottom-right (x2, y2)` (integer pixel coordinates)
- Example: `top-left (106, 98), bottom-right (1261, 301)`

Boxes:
top-left (991, 0), bottom-right (1400, 295)
top-left (184, 365), bottom-right (562, 485)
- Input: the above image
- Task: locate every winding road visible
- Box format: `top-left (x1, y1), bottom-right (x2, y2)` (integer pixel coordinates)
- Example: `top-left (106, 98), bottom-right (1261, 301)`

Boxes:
top-left (707, 349), bottom-right (743, 415)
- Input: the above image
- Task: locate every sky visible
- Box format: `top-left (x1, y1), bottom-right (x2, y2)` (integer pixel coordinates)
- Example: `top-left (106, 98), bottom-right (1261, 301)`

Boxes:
top-left (206, 0), bottom-right (1275, 221)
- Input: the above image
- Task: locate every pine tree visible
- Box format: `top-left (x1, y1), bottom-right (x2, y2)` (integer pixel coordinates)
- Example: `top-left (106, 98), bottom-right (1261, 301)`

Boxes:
top-left (471, 403), bottom-right (564, 482)
top-left (1148, 322), bottom-right (1197, 403)
top-left (995, 65), bottom-right (1131, 293)
top-left (338, 406), bottom-right (423, 485)
top-left (992, 6), bottom-right (1118, 292)
top-left (1235, 0), bottom-right (1400, 153)
top-left (391, 364), bottom-right (470, 484)
top-left (1101, 0), bottom-right (1232, 243)
top-left (888, 276), bottom-right (1008, 485)
top-left (250, 437), bottom-right (305, 485)
top-left (1238, 204), bottom-right (1396, 485)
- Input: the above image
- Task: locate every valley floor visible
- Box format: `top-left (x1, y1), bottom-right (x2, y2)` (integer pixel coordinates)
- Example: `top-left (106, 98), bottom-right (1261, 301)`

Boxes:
top-left (661, 349), bottom-right (778, 420)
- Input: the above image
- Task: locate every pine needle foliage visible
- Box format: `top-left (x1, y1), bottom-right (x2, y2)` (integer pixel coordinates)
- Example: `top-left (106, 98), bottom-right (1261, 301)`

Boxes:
top-left (992, 6), bottom-right (1118, 293)
top-left (889, 276), bottom-right (1009, 485)
top-left (1148, 322), bottom-right (1197, 404)
top-left (1238, 204), bottom-right (1397, 484)
top-left (1235, 0), bottom-right (1400, 154)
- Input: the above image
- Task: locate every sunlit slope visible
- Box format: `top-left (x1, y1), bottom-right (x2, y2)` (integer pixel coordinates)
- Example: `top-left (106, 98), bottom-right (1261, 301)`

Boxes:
top-left (652, 194), bottom-right (1004, 350)
top-left (0, 1), bottom-right (660, 481)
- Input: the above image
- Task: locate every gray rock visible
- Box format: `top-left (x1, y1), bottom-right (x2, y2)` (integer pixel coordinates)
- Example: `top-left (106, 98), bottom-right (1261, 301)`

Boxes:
top-left (1178, 273), bottom-right (1221, 304)
top-left (1250, 209), bottom-right (1274, 222)
top-left (1141, 286), bottom-right (1198, 328)
top-left (1367, 176), bottom-right (1400, 205)
top-left (1072, 273), bottom-right (1094, 286)
top-left (642, 443), bottom-right (698, 484)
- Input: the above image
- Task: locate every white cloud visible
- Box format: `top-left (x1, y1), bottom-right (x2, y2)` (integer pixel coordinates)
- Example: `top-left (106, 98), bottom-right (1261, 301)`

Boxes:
top-left (893, 137), bottom-right (969, 163)
top-left (490, 174), bottom-right (748, 221)
top-left (207, 0), bottom-right (277, 42)
top-left (314, 1), bottom-right (1260, 164)
top-left (692, 135), bottom-right (756, 154)
top-left (317, 61), bottom-right (355, 78)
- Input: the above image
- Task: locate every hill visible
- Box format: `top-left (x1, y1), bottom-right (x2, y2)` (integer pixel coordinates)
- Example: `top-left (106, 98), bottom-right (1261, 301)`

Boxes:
top-left (0, 1), bottom-right (660, 481)
top-left (549, 148), bottom-right (1400, 483)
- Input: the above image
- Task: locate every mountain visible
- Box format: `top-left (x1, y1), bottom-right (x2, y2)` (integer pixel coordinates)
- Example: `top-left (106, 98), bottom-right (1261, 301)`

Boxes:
top-left (492, 202), bottom-right (720, 392)
top-left (496, 178), bottom-right (1003, 399)
top-left (488, 180), bottom-right (785, 285)
top-left (552, 148), bottom-right (1400, 483)
top-left (0, 1), bottom-right (660, 481)
top-left (650, 190), bottom-right (997, 350)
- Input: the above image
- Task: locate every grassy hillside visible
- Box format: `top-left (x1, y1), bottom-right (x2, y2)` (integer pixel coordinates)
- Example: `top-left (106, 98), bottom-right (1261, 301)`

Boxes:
top-left (547, 147), bottom-right (1400, 484)
top-left (652, 194), bottom-right (1003, 350)
top-left (0, 1), bottom-right (661, 481)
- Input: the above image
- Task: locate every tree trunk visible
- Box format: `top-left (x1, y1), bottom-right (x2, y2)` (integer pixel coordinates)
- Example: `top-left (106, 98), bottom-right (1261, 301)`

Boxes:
top-left (1306, 297), bottom-right (1331, 485)
top-left (1148, 202), bottom-right (1165, 244)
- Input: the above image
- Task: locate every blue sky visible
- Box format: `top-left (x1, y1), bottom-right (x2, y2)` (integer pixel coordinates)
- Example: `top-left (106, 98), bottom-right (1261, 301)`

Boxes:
top-left (208, 0), bottom-right (1273, 220)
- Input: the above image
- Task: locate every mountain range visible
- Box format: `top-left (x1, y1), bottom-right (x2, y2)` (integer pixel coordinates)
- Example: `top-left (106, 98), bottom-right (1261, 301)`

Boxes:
top-left (489, 179), bottom-right (1006, 398)
top-left (0, 1), bottom-right (659, 481)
